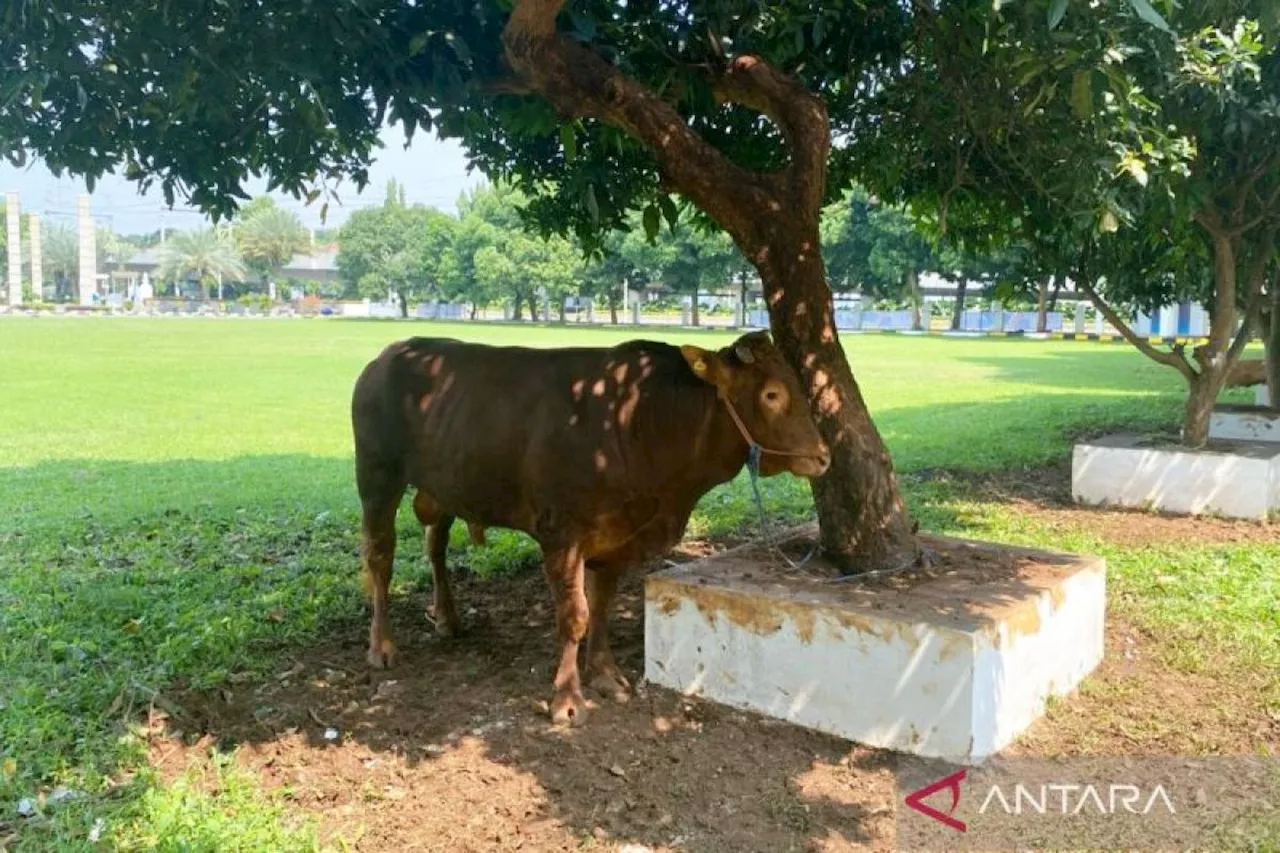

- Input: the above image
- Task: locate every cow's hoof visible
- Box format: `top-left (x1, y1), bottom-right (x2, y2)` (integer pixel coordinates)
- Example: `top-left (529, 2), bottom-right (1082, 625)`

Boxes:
top-left (587, 666), bottom-right (632, 703)
top-left (550, 690), bottom-right (588, 727)
top-left (366, 639), bottom-right (395, 669)
top-left (430, 596), bottom-right (465, 637)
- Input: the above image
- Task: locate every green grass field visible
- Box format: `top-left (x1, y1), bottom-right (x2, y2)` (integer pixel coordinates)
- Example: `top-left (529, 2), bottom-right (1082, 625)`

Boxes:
top-left (0, 318), bottom-right (1274, 851)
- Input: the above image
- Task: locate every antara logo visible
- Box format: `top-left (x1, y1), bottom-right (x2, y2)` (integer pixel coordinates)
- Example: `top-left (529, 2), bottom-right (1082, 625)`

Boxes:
top-left (904, 767), bottom-right (1179, 832)
top-left (904, 768), bottom-right (968, 832)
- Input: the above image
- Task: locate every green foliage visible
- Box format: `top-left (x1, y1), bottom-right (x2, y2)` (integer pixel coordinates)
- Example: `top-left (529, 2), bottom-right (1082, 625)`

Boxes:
top-left (577, 222), bottom-right (676, 311)
top-left (155, 229), bottom-right (247, 297)
top-left (233, 199), bottom-right (309, 294)
top-left (856, 0), bottom-right (1279, 330)
top-left (40, 222), bottom-right (79, 294)
top-left (658, 224), bottom-right (740, 299)
top-left (0, 0), bottom-right (912, 247)
top-left (447, 182), bottom-right (582, 316)
top-left (337, 197), bottom-right (455, 309)
top-left (821, 186), bottom-right (937, 298)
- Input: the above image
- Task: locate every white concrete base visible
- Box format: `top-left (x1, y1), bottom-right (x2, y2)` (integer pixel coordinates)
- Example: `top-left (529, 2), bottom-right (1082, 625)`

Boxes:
top-left (1259, 385), bottom-right (1272, 407)
top-left (644, 532), bottom-right (1106, 765)
top-left (1210, 404), bottom-right (1280, 443)
top-left (1072, 433), bottom-right (1280, 520)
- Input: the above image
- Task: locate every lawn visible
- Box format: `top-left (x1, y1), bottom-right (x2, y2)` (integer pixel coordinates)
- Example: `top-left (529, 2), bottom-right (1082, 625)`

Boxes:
top-left (0, 317), bottom-right (1274, 852)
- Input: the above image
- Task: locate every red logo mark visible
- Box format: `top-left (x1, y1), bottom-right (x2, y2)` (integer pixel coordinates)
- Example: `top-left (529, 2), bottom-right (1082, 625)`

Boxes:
top-left (904, 768), bottom-right (968, 832)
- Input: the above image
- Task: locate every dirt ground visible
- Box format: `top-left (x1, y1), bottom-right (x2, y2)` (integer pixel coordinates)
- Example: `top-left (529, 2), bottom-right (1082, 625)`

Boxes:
top-left (153, 470), bottom-right (1277, 852)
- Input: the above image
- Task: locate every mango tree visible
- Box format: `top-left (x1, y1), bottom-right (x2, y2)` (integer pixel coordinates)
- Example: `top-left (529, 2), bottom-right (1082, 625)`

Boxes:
top-left (3, 0), bottom-right (1030, 569)
top-left (857, 0), bottom-right (1280, 440)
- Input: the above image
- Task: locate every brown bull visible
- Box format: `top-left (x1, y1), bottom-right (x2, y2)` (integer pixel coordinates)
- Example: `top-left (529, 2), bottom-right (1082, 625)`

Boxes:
top-left (350, 331), bottom-right (830, 724)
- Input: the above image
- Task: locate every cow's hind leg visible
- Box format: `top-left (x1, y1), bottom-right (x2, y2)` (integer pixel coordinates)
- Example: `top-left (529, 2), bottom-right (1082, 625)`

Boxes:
top-left (585, 566), bottom-right (631, 703)
top-left (413, 490), bottom-right (461, 638)
top-left (543, 544), bottom-right (589, 726)
top-left (359, 486), bottom-right (404, 670)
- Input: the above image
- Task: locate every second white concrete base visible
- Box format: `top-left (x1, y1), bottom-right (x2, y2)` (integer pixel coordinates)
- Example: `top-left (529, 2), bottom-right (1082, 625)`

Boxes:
top-left (644, 532), bottom-right (1106, 764)
top-left (1073, 433), bottom-right (1280, 519)
top-left (1210, 404), bottom-right (1280, 443)
top-left (1259, 385), bottom-right (1272, 407)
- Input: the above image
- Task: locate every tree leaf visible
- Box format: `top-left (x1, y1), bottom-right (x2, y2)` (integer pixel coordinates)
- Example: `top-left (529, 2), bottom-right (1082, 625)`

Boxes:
top-left (1048, 0), bottom-right (1068, 30)
top-left (408, 32), bottom-right (431, 57)
top-left (1070, 70), bottom-right (1092, 119)
top-left (559, 125), bottom-right (577, 163)
top-left (585, 184), bottom-right (600, 224)
top-left (1127, 0), bottom-right (1171, 32)
top-left (658, 195), bottom-right (679, 232)
top-left (642, 205), bottom-right (660, 242)
top-left (443, 32), bottom-right (471, 63)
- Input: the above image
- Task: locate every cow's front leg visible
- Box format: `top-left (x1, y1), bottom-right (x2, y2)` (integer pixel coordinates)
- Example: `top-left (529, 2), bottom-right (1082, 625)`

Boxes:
top-left (585, 566), bottom-right (631, 702)
top-left (543, 544), bottom-right (589, 726)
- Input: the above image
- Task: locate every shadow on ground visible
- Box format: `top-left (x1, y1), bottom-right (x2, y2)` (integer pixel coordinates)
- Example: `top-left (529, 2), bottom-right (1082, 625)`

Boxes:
top-left (157, 564), bottom-right (909, 852)
top-left (1, 385), bottom-right (1241, 852)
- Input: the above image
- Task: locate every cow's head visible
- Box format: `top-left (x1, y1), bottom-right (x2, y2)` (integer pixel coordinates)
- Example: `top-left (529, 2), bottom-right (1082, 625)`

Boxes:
top-left (681, 331), bottom-right (831, 479)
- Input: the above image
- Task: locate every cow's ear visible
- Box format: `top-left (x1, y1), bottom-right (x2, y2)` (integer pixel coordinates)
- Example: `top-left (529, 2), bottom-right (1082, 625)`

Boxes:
top-left (680, 344), bottom-right (732, 393)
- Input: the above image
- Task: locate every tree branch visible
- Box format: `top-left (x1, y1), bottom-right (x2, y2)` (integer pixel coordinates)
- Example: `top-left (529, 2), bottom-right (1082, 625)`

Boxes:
top-left (1232, 178), bottom-right (1280, 236)
top-left (476, 76), bottom-right (534, 96)
top-left (1078, 278), bottom-right (1197, 383)
top-left (500, 0), bottom-right (799, 250)
top-left (1227, 230), bottom-right (1276, 363)
top-left (709, 55), bottom-right (830, 213)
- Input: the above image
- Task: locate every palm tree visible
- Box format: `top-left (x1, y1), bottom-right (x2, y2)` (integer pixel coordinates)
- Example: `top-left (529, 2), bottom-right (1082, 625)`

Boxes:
top-left (235, 206), bottom-right (308, 301)
top-left (41, 222), bottom-right (79, 301)
top-left (156, 228), bottom-right (246, 299)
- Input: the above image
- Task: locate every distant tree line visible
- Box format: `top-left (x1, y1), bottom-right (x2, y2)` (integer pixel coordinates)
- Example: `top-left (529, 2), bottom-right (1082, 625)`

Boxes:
top-left (334, 178), bottom-right (1048, 325)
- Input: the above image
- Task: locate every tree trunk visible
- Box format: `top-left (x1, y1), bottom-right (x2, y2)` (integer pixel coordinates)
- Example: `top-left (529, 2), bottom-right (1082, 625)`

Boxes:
top-left (950, 280), bottom-right (968, 331)
top-left (608, 291), bottom-right (619, 325)
top-left (691, 286), bottom-right (700, 326)
top-left (498, 2), bottom-right (918, 572)
top-left (1181, 222), bottom-right (1244, 443)
top-left (398, 292), bottom-right (408, 319)
top-left (1183, 375), bottom-right (1217, 446)
top-left (907, 268), bottom-right (923, 331)
top-left (557, 298), bottom-right (566, 323)
top-left (513, 293), bottom-right (524, 321)
top-left (529, 294), bottom-right (539, 322)
top-left (1048, 272), bottom-right (1065, 313)
top-left (470, 304), bottom-right (478, 320)
top-left (1035, 277), bottom-right (1050, 333)
top-left (753, 221), bottom-right (920, 573)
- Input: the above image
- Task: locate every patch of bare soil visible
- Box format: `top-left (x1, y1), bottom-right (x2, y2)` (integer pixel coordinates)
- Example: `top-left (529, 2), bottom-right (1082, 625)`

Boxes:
top-left (149, 465), bottom-right (1275, 851)
top-left (163, 568), bottom-right (901, 852)
top-left (154, 568), bottom-right (1275, 852)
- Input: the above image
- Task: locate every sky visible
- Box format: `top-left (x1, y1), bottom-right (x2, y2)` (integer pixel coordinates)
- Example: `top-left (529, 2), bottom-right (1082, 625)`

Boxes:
top-left (0, 124), bottom-right (486, 238)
